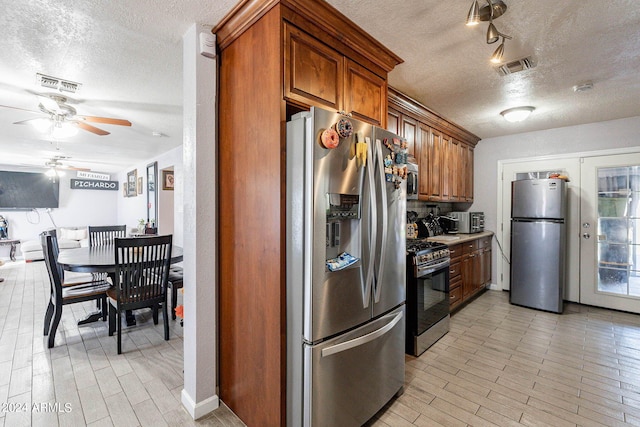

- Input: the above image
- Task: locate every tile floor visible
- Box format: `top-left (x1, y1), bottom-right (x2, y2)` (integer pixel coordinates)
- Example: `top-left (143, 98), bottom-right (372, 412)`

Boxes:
top-left (0, 260), bottom-right (245, 427)
top-left (367, 289), bottom-right (640, 426)
top-left (3, 260), bottom-right (640, 426)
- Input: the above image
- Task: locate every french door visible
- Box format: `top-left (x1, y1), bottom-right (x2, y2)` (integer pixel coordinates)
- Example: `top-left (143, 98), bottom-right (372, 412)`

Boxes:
top-left (580, 153), bottom-right (640, 313)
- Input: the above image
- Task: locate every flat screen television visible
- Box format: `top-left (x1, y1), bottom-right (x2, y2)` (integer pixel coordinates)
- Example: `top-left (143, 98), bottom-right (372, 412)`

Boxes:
top-left (0, 170), bottom-right (60, 209)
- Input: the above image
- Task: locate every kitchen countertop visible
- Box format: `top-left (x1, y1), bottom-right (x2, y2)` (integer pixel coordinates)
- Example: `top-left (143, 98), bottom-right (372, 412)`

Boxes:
top-left (426, 231), bottom-right (494, 246)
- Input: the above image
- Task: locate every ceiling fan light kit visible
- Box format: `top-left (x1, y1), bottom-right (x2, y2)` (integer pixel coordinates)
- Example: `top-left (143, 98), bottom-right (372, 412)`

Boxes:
top-left (6, 89), bottom-right (132, 138)
top-left (465, 0), bottom-right (512, 63)
top-left (500, 106), bottom-right (535, 122)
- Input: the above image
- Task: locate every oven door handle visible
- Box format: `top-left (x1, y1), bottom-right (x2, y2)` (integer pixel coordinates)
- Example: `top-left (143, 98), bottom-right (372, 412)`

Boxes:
top-left (416, 258), bottom-right (450, 278)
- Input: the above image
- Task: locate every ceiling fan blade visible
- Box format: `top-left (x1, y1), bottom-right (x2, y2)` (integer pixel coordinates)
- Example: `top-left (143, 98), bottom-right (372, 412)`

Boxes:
top-left (0, 104), bottom-right (41, 114)
top-left (74, 121), bottom-right (110, 136)
top-left (13, 118), bottom-right (45, 125)
top-left (62, 165), bottom-right (91, 171)
top-left (79, 115), bottom-right (132, 126)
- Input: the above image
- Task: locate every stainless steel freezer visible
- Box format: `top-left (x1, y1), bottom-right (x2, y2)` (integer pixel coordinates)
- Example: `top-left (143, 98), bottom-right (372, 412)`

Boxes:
top-left (510, 178), bottom-right (567, 313)
top-left (286, 107), bottom-right (406, 426)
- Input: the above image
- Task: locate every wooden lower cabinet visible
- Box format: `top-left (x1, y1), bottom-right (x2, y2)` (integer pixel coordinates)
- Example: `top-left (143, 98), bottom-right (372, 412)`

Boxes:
top-left (449, 234), bottom-right (492, 311)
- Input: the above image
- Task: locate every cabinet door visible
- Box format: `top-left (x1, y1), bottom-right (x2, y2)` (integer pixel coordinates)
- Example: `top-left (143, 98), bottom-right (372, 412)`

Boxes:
top-left (481, 248), bottom-right (491, 286)
top-left (284, 23), bottom-right (344, 111)
top-left (465, 144), bottom-right (474, 201)
top-left (387, 108), bottom-right (400, 135)
top-left (427, 127), bottom-right (443, 201)
top-left (456, 143), bottom-right (467, 202)
top-left (440, 133), bottom-right (452, 201)
top-left (344, 59), bottom-right (386, 126)
top-left (448, 138), bottom-right (460, 201)
top-left (401, 115), bottom-right (418, 159)
top-left (462, 253), bottom-right (474, 298)
top-left (418, 125), bottom-right (430, 199)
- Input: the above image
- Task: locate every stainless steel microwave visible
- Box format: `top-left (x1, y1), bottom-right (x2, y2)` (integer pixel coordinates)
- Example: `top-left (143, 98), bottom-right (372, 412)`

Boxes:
top-left (406, 161), bottom-right (418, 200)
top-left (448, 212), bottom-right (484, 234)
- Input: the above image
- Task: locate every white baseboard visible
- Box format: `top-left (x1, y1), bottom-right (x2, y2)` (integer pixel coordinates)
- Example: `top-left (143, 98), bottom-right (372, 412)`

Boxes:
top-left (487, 283), bottom-right (501, 291)
top-left (181, 389), bottom-right (219, 420)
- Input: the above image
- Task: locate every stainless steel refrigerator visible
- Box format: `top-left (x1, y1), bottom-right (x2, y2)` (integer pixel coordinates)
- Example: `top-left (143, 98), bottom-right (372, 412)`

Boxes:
top-left (510, 178), bottom-right (567, 313)
top-left (286, 107), bottom-right (406, 426)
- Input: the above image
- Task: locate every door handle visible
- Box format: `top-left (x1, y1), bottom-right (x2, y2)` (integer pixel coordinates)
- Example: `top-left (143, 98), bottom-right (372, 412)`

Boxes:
top-left (583, 233), bottom-right (590, 239)
top-left (321, 311), bottom-right (402, 357)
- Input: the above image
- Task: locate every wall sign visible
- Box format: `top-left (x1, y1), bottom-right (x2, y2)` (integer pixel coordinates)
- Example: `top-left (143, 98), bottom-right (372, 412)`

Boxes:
top-left (70, 179), bottom-right (119, 191)
top-left (76, 171), bottom-right (110, 181)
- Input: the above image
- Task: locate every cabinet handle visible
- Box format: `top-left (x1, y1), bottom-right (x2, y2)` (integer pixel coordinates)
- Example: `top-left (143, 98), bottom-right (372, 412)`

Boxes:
top-left (450, 294), bottom-right (455, 299)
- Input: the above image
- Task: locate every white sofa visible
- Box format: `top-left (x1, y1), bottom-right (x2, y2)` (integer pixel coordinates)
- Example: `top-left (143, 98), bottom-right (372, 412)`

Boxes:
top-left (20, 227), bottom-right (89, 262)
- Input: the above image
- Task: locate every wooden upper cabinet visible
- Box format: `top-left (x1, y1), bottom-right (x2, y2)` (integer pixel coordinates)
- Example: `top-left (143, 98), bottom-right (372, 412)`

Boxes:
top-left (418, 125), bottom-right (431, 198)
top-left (440, 133), bottom-right (452, 201)
top-left (387, 87), bottom-right (480, 203)
top-left (427, 128), bottom-right (445, 201)
top-left (448, 138), bottom-right (460, 201)
top-left (284, 23), bottom-right (343, 111)
top-left (387, 107), bottom-right (400, 135)
top-left (344, 59), bottom-right (386, 125)
top-left (284, 22), bottom-right (388, 125)
top-left (465, 144), bottom-right (474, 201)
top-left (401, 115), bottom-right (418, 159)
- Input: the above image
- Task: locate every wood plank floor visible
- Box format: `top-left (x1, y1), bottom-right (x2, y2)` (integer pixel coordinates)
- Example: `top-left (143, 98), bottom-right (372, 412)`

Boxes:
top-left (0, 260), bottom-right (245, 427)
top-left (2, 260), bottom-right (640, 426)
top-left (367, 290), bottom-right (640, 427)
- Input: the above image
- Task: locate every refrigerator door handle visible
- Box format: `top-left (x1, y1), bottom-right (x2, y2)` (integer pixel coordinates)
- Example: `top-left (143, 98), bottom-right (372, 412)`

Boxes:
top-left (320, 311), bottom-right (403, 357)
top-left (363, 139), bottom-right (377, 307)
top-left (373, 139), bottom-right (388, 303)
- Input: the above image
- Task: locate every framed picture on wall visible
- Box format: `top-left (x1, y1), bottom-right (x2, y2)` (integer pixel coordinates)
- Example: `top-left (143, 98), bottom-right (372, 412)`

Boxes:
top-left (122, 183), bottom-right (128, 197)
top-left (162, 170), bottom-right (174, 190)
top-left (127, 169), bottom-right (137, 197)
top-left (137, 177), bottom-right (143, 194)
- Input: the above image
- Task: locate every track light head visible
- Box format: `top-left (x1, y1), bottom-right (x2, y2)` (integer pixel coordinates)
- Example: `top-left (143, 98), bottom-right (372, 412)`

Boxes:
top-left (486, 22), bottom-right (500, 44)
top-left (466, 0), bottom-right (480, 26)
top-left (490, 38), bottom-right (505, 63)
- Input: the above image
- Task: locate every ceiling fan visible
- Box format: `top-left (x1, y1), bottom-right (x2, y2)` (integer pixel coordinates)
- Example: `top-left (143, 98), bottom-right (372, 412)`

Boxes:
top-left (1, 93), bottom-right (132, 137)
top-left (44, 155), bottom-right (90, 172)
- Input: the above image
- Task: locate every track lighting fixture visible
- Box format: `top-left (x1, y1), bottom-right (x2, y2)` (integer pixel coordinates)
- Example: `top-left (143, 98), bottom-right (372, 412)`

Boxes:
top-left (465, 0), bottom-right (512, 63)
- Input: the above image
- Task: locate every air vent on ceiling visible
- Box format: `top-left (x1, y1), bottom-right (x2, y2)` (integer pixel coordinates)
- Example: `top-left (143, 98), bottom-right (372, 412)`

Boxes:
top-left (35, 73), bottom-right (82, 93)
top-left (495, 56), bottom-right (536, 76)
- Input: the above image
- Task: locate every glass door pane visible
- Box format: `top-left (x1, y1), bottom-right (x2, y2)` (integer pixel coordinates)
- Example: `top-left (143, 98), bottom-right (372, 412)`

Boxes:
top-left (596, 166), bottom-right (640, 297)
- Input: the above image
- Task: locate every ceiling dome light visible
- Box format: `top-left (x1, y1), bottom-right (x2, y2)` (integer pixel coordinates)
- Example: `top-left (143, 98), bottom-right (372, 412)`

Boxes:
top-left (466, 0), bottom-right (480, 26)
top-left (500, 106), bottom-right (535, 122)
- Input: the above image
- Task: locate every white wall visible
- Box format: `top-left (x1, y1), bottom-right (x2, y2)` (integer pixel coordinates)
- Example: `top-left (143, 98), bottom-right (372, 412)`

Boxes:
top-left (472, 115), bottom-right (640, 287)
top-left (115, 146), bottom-right (183, 245)
top-left (0, 166), bottom-right (118, 259)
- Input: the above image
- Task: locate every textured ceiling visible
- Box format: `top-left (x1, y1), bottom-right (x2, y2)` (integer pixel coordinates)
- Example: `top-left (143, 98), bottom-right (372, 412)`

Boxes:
top-left (0, 0), bottom-right (638, 173)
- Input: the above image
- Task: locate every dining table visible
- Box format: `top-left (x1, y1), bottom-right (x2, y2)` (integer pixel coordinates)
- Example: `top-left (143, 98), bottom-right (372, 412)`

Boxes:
top-left (57, 244), bottom-right (184, 325)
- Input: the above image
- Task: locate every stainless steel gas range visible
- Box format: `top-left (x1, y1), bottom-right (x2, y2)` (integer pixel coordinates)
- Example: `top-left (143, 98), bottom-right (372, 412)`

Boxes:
top-left (406, 239), bottom-right (451, 356)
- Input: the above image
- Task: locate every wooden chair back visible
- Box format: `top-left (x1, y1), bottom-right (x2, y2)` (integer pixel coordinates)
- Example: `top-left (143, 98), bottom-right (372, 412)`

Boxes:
top-left (113, 235), bottom-right (173, 310)
top-left (88, 225), bottom-right (126, 247)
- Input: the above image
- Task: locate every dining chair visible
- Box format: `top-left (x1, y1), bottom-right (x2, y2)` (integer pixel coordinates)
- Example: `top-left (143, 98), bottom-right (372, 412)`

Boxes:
top-left (41, 232), bottom-right (112, 348)
top-left (167, 266), bottom-right (183, 320)
top-left (108, 235), bottom-right (173, 354)
top-left (88, 225), bottom-right (127, 247)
